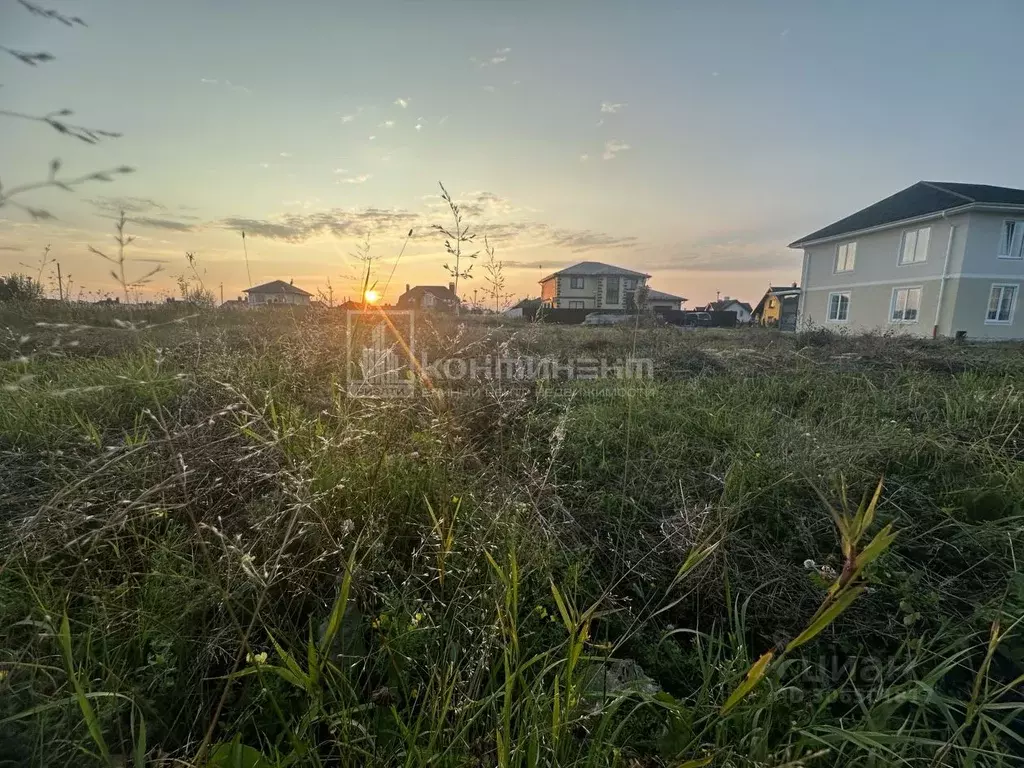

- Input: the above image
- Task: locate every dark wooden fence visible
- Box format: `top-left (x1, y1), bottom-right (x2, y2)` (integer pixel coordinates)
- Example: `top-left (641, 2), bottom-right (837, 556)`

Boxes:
top-left (530, 308), bottom-right (738, 327)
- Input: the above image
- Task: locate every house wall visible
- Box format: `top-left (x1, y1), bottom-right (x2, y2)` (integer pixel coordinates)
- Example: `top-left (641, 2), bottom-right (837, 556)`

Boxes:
top-left (947, 277), bottom-right (1023, 339)
top-left (799, 211), bottom-right (971, 336)
top-left (541, 274), bottom-right (647, 308)
top-left (648, 300), bottom-right (680, 311)
top-left (248, 292), bottom-right (310, 306)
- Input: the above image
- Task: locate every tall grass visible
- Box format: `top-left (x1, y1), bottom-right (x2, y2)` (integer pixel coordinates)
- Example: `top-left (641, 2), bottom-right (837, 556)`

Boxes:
top-left (0, 308), bottom-right (1022, 766)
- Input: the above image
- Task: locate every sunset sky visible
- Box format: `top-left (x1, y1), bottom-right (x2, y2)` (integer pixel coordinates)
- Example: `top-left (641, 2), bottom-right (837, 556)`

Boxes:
top-left (4, 0), bottom-right (1024, 305)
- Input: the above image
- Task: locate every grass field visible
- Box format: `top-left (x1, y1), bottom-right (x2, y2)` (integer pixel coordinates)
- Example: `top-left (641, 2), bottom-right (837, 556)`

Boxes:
top-left (1, 301), bottom-right (1022, 767)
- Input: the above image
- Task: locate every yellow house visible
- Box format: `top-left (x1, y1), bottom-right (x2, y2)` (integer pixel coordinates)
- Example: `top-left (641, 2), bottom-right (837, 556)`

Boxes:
top-left (752, 284), bottom-right (801, 329)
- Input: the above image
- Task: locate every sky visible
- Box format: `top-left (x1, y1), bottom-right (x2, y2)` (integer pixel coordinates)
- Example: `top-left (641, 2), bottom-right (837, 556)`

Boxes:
top-left (4, 0), bottom-right (1024, 306)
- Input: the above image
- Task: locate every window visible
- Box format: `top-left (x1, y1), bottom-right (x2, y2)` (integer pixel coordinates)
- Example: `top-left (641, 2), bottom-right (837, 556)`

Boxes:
top-left (986, 284), bottom-right (1018, 324)
top-left (827, 292), bottom-right (850, 322)
top-left (567, 300), bottom-right (585, 309)
top-left (899, 226), bottom-right (931, 264)
top-left (605, 276), bottom-right (620, 304)
top-left (569, 276), bottom-right (585, 289)
top-left (890, 286), bottom-right (922, 322)
top-left (623, 278), bottom-right (637, 290)
top-left (998, 220), bottom-right (1024, 259)
top-left (835, 241), bottom-right (857, 272)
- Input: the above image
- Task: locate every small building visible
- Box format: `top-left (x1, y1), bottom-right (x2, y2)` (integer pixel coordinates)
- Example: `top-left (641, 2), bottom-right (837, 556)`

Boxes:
top-left (752, 285), bottom-right (801, 329)
top-left (700, 297), bottom-right (753, 323)
top-left (220, 297), bottom-right (247, 310)
top-left (396, 283), bottom-right (460, 312)
top-left (243, 280), bottom-right (312, 306)
top-left (645, 288), bottom-right (687, 311)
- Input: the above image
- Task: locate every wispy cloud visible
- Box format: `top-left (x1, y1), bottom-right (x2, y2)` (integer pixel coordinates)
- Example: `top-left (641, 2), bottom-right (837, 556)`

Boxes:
top-left (602, 140), bottom-right (631, 160)
top-left (473, 47), bottom-right (512, 67)
top-left (0, 245), bottom-right (25, 252)
top-left (259, 162), bottom-right (270, 168)
top-left (199, 78), bottom-right (250, 94)
top-left (394, 97), bottom-right (409, 108)
top-left (596, 118), bottom-right (604, 127)
top-left (780, 28), bottom-right (789, 38)
top-left (600, 102), bottom-right (624, 114)
top-left (379, 120), bottom-right (394, 128)
top-left (279, 152), bottom-right (292, 158)
top-left (483, 85), bottom-right (496, 93)
top-left (336, 174), bottom-right (371, 184)
top-left (580, 154), bottom-right (590, 162)
top-left (368, 135), bottom-right (376, 141)
top-left (132, 217), bottom-right (195, 232)
top-left (341, 114), bottom-right (356, 123)
top-left (219, 192), bottom-right (638, 254)
top-left (414, 118), bottom-right (423, 131)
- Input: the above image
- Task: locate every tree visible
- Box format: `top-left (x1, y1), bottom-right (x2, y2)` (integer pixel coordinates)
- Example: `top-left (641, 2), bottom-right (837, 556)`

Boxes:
top-left (0, 273), bottom-right (43, 302)
top-left (433, 182), bottom-right (477, 313)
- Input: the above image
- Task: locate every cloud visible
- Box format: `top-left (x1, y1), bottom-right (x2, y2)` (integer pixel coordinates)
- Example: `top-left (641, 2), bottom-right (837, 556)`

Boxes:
top-left (368, 135), bottom-right (376, 141)
top-left (474, 47), bottom-right (512, 67)
top-left (602, 139), bottom-right (631, 160)
top-left (341, 114), bottom-right (356, 123)
top-left (394, 97), bottom-right (409, 108)
top-left (0, 245), bottom-right (25, 252)
top-left (712, 71), bottom-right (719, 77)
top-left (780, 28), bottom-right (789, 37)
top-left (596, 118), bottom-right (604, 127)
top-left (482, 85), bottom-right (496, 92)
top-left (333, 168), bottom-right (349, 174)
top-left (259, 162), bottom-right (270, 168)
top-left (379, 120), bottom-right (394, 128)
top-left (199, 78), bottom-right (250, 93)
top-left (579, 154), bottom-right (589, 162)
top-left (438, 115), bottom-right (448, 125)
top-left (414, 120), bottom-right (423, 131)
top-left (220, 208), bottom-right (420, 242)
top-left (132, 217), bottom-right (195, 232)
top-left (279, 152), bottom-right (292, 158)
top-left (87, 196), bottom-right (166, 214)
top-left (217, 192), bottom-right (637, 254)
top-left (336, 174), bottom-right (371, 184)
top-left (600, 102), bottom-right (624, 114)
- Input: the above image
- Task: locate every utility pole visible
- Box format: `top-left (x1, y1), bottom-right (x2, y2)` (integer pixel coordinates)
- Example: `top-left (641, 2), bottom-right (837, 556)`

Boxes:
top-left (56, 262), bottom-right (64, 301)
top-left (220, 282), bottom-right (224, 305)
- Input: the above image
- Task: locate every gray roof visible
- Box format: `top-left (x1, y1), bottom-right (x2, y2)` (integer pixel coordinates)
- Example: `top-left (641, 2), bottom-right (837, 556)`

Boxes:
top-left (646, 288), bottom-right (686, 302)
top-left (790, 181), bottom-right (1024, 247)
top-left (540, 261), bottom-right (651, 282)
top-left (243, 279), bottom-right (312, 296)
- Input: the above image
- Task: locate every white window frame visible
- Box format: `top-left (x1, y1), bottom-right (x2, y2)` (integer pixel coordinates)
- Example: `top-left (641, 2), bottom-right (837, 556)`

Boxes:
top-left (826, 291), bottom-right (850, 323)
top-left (998, 220), bottom-right (1024, 259)
top-left (889, 286), bottom-right (922, 324)
top-left (567, 300), bottom-right (585, 309)
top-left (985, 283), bottom-right (1018, 325)
top-left (834, 241), bottom-right (857, 273)
top-left (898, 226), bottom-right (931, 265)
top-left (569, 276), bottom-right (585, 289)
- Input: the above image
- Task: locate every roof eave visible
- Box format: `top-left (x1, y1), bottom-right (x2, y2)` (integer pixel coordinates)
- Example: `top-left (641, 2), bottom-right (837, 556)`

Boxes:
top-left (787, 201), bottom-right (997, 249)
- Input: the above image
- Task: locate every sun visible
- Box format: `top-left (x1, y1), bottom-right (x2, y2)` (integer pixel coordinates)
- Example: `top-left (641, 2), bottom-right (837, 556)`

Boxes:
top-left (364, 289), bottom-right (380, 304)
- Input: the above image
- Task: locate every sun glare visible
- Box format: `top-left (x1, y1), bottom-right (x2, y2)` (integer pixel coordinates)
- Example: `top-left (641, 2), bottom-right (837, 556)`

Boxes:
top-left (364, 289), bottom-right (380, 304)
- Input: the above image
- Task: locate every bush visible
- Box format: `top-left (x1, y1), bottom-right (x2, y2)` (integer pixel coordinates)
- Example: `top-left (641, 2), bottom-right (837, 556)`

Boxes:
top-left (0, 273), bottom-right (43, 302)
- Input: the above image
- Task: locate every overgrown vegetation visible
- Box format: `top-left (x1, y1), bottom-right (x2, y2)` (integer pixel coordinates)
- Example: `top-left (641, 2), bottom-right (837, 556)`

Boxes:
top-left (0, 307), bottom-right (1022, 766)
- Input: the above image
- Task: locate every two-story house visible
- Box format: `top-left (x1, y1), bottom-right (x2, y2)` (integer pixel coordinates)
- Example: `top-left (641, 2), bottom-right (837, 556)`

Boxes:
top-left (541, 261), bottom-right (669, 310)
top-left (790, 181), bottom-right (1024, 340)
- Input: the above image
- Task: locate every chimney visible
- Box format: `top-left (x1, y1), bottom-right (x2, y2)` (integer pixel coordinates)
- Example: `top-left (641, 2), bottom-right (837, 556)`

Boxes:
top-left (448, 282), bottom-right (455, 293)
top-left (792, 281), bottom-right (798, 288)
top-left (405, 283), bottom-right (410, 294)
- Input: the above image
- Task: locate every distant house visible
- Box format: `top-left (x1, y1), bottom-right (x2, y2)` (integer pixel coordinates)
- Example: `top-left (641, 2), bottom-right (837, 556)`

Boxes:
top-left (396, 283), bottom-right (460, 312)
top-left (540, 261), bottom-right (682, 311)
top-left (752, 285), bottom-right (802, 329)
top-left (220, 297), bottom-right (247, 310)
top-left (700, 297), bottom-right (753, 323)
top-left (243, 280), bottom-right (312, 306)
top-left (790, 181), bottom-right (1024, 339)
top-left (645, 288), bottom-right (687, 311)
